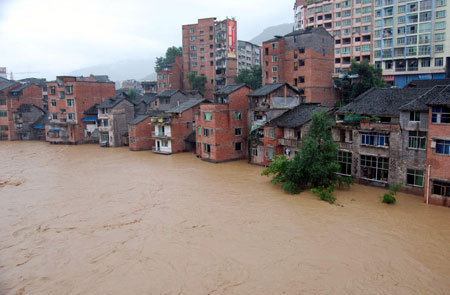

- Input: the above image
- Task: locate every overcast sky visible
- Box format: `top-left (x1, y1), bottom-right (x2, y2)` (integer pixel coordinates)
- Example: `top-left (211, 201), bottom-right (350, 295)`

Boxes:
top-left (0, 0), bottom-right (294, 80)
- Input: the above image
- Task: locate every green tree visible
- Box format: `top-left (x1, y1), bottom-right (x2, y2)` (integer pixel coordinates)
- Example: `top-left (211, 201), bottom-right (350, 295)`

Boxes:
top-left (154, 46), bottom-right (182, 72)
top-left (235, 65), bottom-right (262, 89)
top-left (262, 111), bottom-right (340, 194)
top-left (125, 88), bottom-right (139, 102)
top-left (187, 72), bottom-right (207, 93)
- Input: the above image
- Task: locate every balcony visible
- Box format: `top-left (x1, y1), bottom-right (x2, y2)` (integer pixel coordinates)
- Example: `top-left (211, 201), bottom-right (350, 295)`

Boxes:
top-left (98, 126), bottom-right (110, 132)
top-left (151, 131), bottom-right (171, 139)
top-left (278, 138), bottom-right (301, 148)
top-left (152, 147), bottom-right (172, 155)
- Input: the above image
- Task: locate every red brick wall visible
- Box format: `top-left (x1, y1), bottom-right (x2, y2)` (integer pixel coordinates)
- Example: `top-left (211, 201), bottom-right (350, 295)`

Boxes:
top-left (262, 126), bottom-right (284, 166)
top-left (425, 107), bottom-right (450, 207)
top-left (169, 105), bottom-right (199, 153)
top-left (129, 117), bottom-right (154, 151)
top-left (157, 56), bottom-right (183, 93)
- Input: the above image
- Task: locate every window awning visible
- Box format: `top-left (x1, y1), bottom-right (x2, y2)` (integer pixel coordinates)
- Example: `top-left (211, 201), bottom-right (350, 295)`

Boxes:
top-left (48, 129), bottom-right (60, 133)
top-left (32, 125), bottom-right (44, 129)
top-left (82, 117), bottom-right (98, 122)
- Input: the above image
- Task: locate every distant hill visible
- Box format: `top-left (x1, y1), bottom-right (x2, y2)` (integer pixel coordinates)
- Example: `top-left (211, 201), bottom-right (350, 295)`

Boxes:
top-left (249, 23), bottom-right (294, 45)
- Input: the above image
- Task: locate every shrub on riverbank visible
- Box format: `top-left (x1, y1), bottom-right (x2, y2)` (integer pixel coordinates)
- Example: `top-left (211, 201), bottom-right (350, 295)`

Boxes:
top-left (381, 183), bottom-right (403, 205)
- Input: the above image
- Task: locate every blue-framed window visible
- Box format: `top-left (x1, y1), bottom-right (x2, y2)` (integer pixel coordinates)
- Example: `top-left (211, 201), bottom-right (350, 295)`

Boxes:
top-left (436, 140), bottom-right (450, 155)
top-left (431, 106), bottom-right (450, 124)
top-left (361, 132), bottom-right (389, 147)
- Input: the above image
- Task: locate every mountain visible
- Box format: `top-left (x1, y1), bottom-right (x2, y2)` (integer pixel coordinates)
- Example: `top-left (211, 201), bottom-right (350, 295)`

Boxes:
top-left (69, 59), bottom-right (156, 82)
top-left (249, 23), bottom-right (294, 45)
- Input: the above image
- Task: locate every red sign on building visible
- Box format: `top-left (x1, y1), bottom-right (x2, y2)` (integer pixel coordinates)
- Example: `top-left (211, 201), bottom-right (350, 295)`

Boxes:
top-left (227, 20), bottom-right (237, 58)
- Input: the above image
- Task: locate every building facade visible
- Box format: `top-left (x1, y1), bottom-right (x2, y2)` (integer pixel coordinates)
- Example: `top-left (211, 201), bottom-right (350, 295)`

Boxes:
top-left (262, 27), bottom-right (336, 106)
top-left (154, 90), bottom-right (203, 111)
top-left (182, 17), bottom-right (238, 98)
top-left (128, 115), bottom-right (154, 151)
top-left (45, 76), bottom-right (115, 144)
top-left (97, 98), bottom-right (135, 147)
top-left (373, 0), bottom-right (450, 86)
top-left (141, 81), bottom-right (157, 94)
top-left (157, 56), bottom-right (183, 93)
top-left (195, 84), bottom-right (252, 162)
top-left (237, 40), bottom-right (261, 72)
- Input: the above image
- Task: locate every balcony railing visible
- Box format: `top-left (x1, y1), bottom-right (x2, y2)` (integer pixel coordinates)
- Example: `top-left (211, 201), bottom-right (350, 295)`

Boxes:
top-left (151, 131), bottom-right (171, 139)
top-left (278, 138), bottom-right (301, 148)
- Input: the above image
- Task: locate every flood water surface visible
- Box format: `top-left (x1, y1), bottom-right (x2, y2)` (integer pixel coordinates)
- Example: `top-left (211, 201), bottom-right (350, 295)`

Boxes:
top-left (0, 142), bottom-right (449, 294)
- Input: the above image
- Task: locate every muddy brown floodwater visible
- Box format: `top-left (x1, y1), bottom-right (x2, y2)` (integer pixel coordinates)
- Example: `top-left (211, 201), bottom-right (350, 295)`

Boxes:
top-left (0, 142), bottom-right (449, 295)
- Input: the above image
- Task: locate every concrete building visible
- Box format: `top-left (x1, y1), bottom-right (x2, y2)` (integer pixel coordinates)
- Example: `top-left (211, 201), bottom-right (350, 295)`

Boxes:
top-left (141, 81), bottom-right (157, 94)
top-left (262, 27), bottom-right (336, 106)
top-left (294, 0), bottom-right (307, 30)
top-left (237, 40), bottom-right (261, 72)
top-left (261, 103), bottom-right (333, 166)
top-left (0, 80), bottom-right (44, 141)
top-left (46, 76), bottom-right (115, 144)
top-left (82, 104), bottom-right (100, 143)
top-left (182, 18), bottom-right (238, 98)
top-left (424, 85), bottom-right (450, 207)
top-left (157, 56), bottom-right (183, 93)
top-left (154, 90), bottom-right (203, 111)
top-left (11, 104), bottom-right (46, 140)
top-left (195, 84), bottom-right (252, 163)
top-left (97, 97), bottom-right (135, 147)
top-left (372, 0), bottom-right (450, 86)
top-left (151, 99), bottom-right (205, 154)
top-left (298, 0), bottom-right (374, 74)
top-left (248, 83), bottom-right (301, 165)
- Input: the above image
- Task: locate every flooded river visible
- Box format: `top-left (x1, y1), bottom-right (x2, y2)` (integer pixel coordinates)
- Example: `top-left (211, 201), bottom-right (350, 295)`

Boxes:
top-left (0, 142), bottom-right (449, 294)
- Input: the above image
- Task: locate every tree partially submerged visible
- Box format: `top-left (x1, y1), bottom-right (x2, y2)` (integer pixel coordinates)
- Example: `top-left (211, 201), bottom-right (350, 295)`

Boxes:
top-left (235, 65), bottom-right (262, 90)
top-left (154, 46), bottom-right (182, 72)
top-left (187, 72), bottom-right (207, 93)
top-left (262, 111), bottom-right (340, 195)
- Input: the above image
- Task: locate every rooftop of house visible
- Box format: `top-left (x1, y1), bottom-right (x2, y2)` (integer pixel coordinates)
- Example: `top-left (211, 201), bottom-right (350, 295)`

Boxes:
top-left (97, 97), bottom-right (134, 109)
top-left (140, 93), bottom-right (157, 105)
top-left (264, 26), bottom-right (330, 43)
top-left (248, 83), bottom-right (298, 97)
top-left (214, 84), bottom-right (247, 96)
top-left (129, 114), bottom-right (150, 125)
top-left (399, 86), bottom-right (446, 112)
top-left (168, 98), bottom-right (206, 114)
top-left (16, 103), bottom-right (45, 114)
top-left (0, 81), bottom-right (20, 92)
top-left (84, 104), bottom-right (99, 116)
top-left (405, 79), bottom-right (450, 89)
top-left (426, 85), bottom-right (450, 106)
top-left (337, 87), bottom-right (431, 116)
top-left (10, 83), bottom-right (33, 93)
top-left (266, 103), bottom-right (333, 128)
top-left (157, 90), bottom-right (179, 98)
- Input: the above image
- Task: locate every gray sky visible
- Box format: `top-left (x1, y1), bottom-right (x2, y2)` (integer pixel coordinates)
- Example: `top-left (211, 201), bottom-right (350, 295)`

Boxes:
top-left (0, 0), bottom-right (294, 80)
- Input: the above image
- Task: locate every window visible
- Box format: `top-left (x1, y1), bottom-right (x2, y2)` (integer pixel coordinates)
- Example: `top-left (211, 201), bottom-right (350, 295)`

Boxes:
top-left (299, 76), bottom-right (305, 83)
top-left (435, 45), bottom-right (444, 53)
top-left (190, 36), bottom-right (197, 42)
top-left (433, 181), bottom-right (450, 197)
top-left (435, 21), bottom-right (446, 30)
top-left (67, 113), bottom-right (75, 120)
top-left (252, 148), bottom-right (258, 156)
top-left (265, 128), bottom-right (275, 139)
top-left (410, 111), bottom-right (420, 121)
top-left (432, 106), bottom-right (450, 123)
top-left (235, 128), bottom-right (242, 136)
top-left (161, 140), bottom-right (168, 147)
top-left (66, 99), bottom-right (74, 107)
top-left (421, 58), bottom-right (431, 67)
top-left (272, 77), bottom-right (278, 83)
top-left (65, 86), bottom-right (73, 95)
top-left (435, 58), bottom-right (444, 67)
top-left (436, 140), bottom-right (450, 154)
top-left (203, 143), bottom-right (211, 153)
top-left (129, 136), bottom-right (135, 145)
top-left (408, 131), bottom-right (427, 149)
top-left (203, 128), bottom-right (209, 137)
top-left (103, 120), bottom-right (108, 127)
top-left (0, 110), bottom-right (7, 117)
top-left (203, 112), bottom-right (212, 121)
top-left (52, 113), bottom-right (57, 120)
top-left (0, 125), bottom-right (8, 131)
top-left (337, 151), bottom-right (352, 176)
top-left (361, 132), bottom-right (389, 147)
top-left (406, 169), bottom-right (424, 187)
top-left (436, 10), bottom-right (446, 18)
top-left (272, 43), bottom-right (277, 49)
top-left (265, 147), bottom-right (275, 161)
top-left (360, 155), bottom-right (389, 182)
top-left (51, 99), bottom-right (56, 107)
top-left (235, 142), bottom-right (242, 151)
top-left (272, 66), bottom-right (278, 72)
top-left (189, 28), bottom-right (194, 34)
top-left (299, 48), bottom-right (305, 54)
top-left (435, 33), bottom-right (445, 42)
top-left (272, 56), bottom-right (277, 62)
top-left (187, 122), bottom-right (190, 129)
top-left (436, 0), bottom-right (447, 6)
top-left (234, 112), bottom-right (242, 120)
top-left (50, 86), bottom-right (56, 95)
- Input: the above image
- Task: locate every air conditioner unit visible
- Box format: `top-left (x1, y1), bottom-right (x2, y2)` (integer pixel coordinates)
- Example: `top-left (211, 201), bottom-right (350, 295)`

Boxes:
top-left (431, 140), bottom-right (436, 148)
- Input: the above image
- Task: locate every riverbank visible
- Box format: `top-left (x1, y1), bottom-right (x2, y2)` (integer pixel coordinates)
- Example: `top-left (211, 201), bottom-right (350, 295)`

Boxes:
top-left (0, 141), bottom-right (449, 294)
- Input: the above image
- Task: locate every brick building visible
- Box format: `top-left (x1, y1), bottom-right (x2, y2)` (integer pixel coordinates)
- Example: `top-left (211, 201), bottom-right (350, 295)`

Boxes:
top-left (0, 80), bottom-right (43, 140)
top-left (262, 27), bottom-right (336, 106)
top-left (248, 83), bottom-right (301, 165)
top-left (151, 99), bottom-right (205, 154)
top-left (157, 56), bottom-right (183, 93)
top-left (260, 103), bottom-right (333, 166)
top-left (45, 76), bottom-right (115, 144)
top-left (424, 86), bottom-right (450, 207)
top-left (97, 97), bottom-right (135, 147)
top-left (182, 17), bottom-right (237, 98)
top-left (154, 90), bottom-right (203, 111)
top-left (128, 114), bottom-right (154, 151)
top-left (195, 84), bottom-right (252, 163)
top-left (12, 103), bottom-right (46, 140)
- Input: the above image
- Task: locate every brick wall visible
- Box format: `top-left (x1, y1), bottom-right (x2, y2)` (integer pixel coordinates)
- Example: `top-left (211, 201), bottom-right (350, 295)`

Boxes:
top-left (129, 117), bottom-right (154, 151)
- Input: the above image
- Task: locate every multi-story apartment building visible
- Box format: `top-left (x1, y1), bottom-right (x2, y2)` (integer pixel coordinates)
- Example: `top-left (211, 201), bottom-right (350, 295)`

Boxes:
top-left (373, 0), bottom-right (450, 86)
top-left (195, 84), bottom-right (252, 163)
top-left (45, 76), bottom-right (115, 144)
top-left (156, 56), bottom-right (183, 93)
top-left (237, 40), bottom-right (261, 72)
top-left (182, 17), bottom-right (238, 98)
top-left (262, 27), bottom-right (336, 106)
top-left (0, 80), bottom-right (44, 141)
top-left (298, 0), bottom-right (374, 74)
top-left (294, 0), bottom-right (307, 30)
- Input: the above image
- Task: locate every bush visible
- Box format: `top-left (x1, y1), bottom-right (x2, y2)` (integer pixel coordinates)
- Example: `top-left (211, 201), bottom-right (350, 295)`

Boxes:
top-left (382, 193), bottom-right (396, 204)
top-left (311, 184), bottom-right (336, 204)
top-left (337, 177), bottom-right (354, 189)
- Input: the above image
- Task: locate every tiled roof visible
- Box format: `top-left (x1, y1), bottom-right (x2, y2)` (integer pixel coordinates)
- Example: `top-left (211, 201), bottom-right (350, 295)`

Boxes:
top-left (399, 86), bottom-right (445, 111)
top-left (405, 78), bottom-right (450, 88)
top-left (10, 83), bottom-right (32, 93)
top-left (16, 103), bottom-right (45, 113)
top-left (266, 103), bottom-right (333, 128)
top-left (168, 98), bottom-right (206, 114)
top-left (215, 84), bottom-right (247, 95)
top-left (426, 85), bottom-right (450, 106)
top-left (284, 26), bottom-right (329, 37)
top-left (248, 83), bottom-right (298, 97)
top-left (129, 115), bottom-right (150, 125)
top-left (84, 104), bottom-right (99, 116)
top-left (0, 81), bottom-right (20, 92)
top-left (337, 87), bottom-right (430, 116)
top-left (157, 90), bottom-right (179, 98)
top-left (97, 97), bottom-right (134, 108)
top-left (141, 93), bottom-right (157, 105)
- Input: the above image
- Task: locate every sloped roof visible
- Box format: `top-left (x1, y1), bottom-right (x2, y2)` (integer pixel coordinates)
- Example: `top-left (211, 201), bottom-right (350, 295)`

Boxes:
top-left (90, 75), bottom-right (110, 83)
top-left (129, 114), bottom-right (150, 125)
top-left (284, 26), bottom-right (330, 37)
top-left (405, 78), bottom-right (450, 89)
top-left (426, 85), bottom-right (450, 106)
top-left (215, 84), bottom-right (247, 95)
top-left (266, 103), bottom-right (333, 128)
top-left (168, 98), bottom-right (206, 114)
top-left (337, 87), bottom-right (430, 116)
top-left (157, 90), bottom-right (179, 98)
top-left (248, 83), bottom-right (298, 97)
top-left (0, 81), bottom-right (20, 91)
top-left (10, 83), bottom-right (32, 93)
top-left (16, 103), bottom-right (45, 113)
top-left (84, 104), bottom-right (99, 116)
top-left (399, 86), bottom-right (445, 111)
top-left (97, 97), bottom-right (133, 108)
top-left (141, 93), bottom-right (157, 105)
